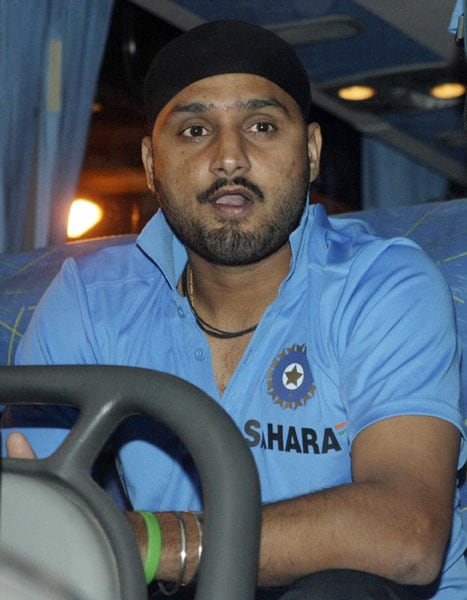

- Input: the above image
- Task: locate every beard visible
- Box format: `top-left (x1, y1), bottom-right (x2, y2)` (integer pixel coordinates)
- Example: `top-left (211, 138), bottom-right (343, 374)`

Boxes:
top-left (153, 172), bottom-right (309, 267)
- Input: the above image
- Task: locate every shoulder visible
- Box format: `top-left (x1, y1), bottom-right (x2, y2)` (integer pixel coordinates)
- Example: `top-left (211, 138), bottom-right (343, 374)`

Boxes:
top-left (299, 204), bottom-right (422, 272)
top-left (72, 240), bottom-right (158, 286)
top-left (303, 205), bottom-right (447, 296)
top-left (69, 210), bottom-right (187, 291)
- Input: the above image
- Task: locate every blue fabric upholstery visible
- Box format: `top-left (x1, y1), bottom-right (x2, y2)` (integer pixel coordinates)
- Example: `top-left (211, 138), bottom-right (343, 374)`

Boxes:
top-left (0, 200), bottom-right (465, 519)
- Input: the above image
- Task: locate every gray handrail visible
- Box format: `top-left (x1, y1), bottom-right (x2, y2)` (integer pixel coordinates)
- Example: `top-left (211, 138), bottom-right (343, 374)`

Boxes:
top-left (0, 365), bottom-right (261, 600)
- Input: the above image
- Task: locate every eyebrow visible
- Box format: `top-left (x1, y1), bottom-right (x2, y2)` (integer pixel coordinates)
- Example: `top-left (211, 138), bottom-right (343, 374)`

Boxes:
top-left (168, 97), bottom-right (291, 118)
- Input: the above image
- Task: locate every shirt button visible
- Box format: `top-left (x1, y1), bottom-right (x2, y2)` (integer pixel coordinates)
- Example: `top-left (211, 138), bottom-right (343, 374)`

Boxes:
top-left (177, 306), bottom-right (185, 318)
top-left (194, 348), bottom-right (205, 360)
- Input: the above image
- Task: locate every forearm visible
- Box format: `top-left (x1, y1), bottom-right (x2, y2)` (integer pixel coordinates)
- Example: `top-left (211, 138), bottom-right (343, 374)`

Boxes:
top-left (127, 510), bottom-right (201, 585)
top-left (259, 480), bottom-right (447, 588)
top-left (128, 479), bottom-right (444, 590)
top-left (127, 418), bottom-right (457, 590)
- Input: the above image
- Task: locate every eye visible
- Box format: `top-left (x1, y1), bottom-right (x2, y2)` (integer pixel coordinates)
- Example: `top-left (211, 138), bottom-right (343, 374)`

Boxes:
top-left (181, 125), bottom-right (208, 138)
top-left (247, 121), bottom-right (276, 134)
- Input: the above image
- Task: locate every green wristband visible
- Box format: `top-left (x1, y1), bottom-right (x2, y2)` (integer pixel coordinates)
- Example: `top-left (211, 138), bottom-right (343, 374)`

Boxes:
top-left (136, 510), bottom-right (162, 584)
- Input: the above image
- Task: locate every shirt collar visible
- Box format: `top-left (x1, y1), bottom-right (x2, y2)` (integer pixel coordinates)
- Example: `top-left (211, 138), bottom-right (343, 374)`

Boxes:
top-left (136, 203), bottom-right (324, 289)
top-left (136, 210), bottom-right (188, 289)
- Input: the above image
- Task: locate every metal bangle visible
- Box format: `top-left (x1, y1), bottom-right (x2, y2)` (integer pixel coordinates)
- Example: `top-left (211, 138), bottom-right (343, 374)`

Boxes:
top-left (192, 511), bottom-right (203, 572)
top-left (158, 511), bottom-right (187, 596)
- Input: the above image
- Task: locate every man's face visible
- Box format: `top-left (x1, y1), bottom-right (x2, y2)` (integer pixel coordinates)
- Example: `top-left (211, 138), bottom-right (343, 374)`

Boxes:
top-left (142, 73), bottom-right (321, 266)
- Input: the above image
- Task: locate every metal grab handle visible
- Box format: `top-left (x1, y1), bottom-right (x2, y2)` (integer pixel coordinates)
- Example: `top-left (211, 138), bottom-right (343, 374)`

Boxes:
top-left (0, 365), bottom-right (261, 600)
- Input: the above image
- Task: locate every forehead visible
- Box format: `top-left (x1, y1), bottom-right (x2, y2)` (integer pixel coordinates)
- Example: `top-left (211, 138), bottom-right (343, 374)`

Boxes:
top-left (155, 73), bottom-right (302, 124)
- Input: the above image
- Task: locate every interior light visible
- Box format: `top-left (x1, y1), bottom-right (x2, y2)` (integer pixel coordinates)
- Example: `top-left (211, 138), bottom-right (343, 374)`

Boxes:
top-left (338, 85), bottom-right (376, 101)
top-left (430, 82), bottom-right (466, 100)
top-left (67, 199), bottom-right (103, 239)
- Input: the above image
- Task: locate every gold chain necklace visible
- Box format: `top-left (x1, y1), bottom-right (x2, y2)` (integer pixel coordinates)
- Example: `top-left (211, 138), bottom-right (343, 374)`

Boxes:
top-left (184, 265), bottom-right (258, 339)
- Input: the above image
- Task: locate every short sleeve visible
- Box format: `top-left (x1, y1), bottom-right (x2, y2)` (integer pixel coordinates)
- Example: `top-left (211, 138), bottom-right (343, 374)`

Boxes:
top-left (338, 242), bottom-right (465, 465)
top-left (16, 258), bottom-right (100, 366)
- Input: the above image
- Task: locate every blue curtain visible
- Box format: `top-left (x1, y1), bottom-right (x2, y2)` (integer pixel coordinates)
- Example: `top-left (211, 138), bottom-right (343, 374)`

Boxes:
top-left (361, 137), bottom-right (449, 210)
top-left (449, 0), bottom-right (465, 36)
top-left (0, 0), bottom-right (114, 253)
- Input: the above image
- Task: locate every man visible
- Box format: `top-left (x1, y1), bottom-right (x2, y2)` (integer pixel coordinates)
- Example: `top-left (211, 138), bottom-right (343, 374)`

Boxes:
top-left (4, 20), bottom-right (467, 599)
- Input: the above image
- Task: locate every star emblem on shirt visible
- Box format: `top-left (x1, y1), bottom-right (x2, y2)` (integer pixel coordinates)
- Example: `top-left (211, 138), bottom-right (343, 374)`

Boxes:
top-left (283, 363), bottom-right (304, 389)
top-left (266, 344), bottom-right (315, 410)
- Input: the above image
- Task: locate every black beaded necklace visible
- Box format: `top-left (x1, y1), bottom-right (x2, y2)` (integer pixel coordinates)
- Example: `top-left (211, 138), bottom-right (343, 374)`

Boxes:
top-left (182, 265), bottom-right (258, 339)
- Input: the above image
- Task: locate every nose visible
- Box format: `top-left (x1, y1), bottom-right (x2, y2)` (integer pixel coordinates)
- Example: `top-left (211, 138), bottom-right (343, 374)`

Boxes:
top-left (209, 129), bottom-right (251, 177)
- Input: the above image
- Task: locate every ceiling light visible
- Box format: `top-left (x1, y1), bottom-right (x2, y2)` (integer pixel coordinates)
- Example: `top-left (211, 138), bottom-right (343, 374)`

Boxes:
top-left (338, 85), bottom-right (376, 101)
top-left (430, 82), bottom-right (466, 100)
top-left (67, 199), bottom-right (103, 239)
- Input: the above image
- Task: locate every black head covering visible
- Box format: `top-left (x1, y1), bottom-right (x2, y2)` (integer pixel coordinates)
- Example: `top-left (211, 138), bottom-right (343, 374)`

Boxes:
top-left (143, 19), bottom-right (312, 125)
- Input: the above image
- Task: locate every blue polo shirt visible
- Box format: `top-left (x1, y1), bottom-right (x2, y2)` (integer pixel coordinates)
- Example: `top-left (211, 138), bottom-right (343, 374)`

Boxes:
top-left (4, 204), bottom-right (467, 597)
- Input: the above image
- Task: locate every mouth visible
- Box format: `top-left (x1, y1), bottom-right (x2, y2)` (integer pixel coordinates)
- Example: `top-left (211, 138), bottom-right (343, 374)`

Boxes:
top-left (210, 187), bottom-right (255, 215)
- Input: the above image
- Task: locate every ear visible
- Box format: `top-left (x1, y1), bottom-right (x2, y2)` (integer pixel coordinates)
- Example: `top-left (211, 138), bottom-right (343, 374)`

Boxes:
top-left (141, 136), bottom-right (155, 193)
top-left (306, 122), bottom-right (322, 183)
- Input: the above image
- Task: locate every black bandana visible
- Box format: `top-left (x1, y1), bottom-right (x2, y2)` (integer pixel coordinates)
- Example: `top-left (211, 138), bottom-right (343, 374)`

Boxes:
top-left (143, 19), bottom-right (312, 125)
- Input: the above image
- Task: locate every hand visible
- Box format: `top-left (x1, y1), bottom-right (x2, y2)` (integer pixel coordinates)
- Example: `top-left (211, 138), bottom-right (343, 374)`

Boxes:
top-left (6, 432), bottom-right (36, 458)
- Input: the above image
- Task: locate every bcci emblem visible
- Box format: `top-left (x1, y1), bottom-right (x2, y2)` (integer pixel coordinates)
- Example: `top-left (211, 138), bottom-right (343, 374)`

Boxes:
top-left (266, 344), bottom-right (316, 410)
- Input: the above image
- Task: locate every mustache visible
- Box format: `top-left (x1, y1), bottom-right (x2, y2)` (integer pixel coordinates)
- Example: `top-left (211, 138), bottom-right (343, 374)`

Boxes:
top-left (197, 177), bottom-right (265, 204)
